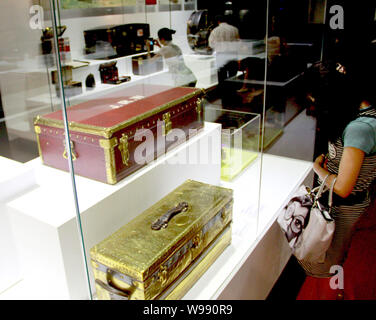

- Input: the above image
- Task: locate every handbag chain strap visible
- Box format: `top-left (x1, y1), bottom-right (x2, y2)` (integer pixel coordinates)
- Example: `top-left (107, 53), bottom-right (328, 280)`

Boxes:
top-left (312, 174), bottom-right (337, 218)
top-left (313, 173), bottom-right (331, 203)
top-left (327, 176), bottom-right (337, 213)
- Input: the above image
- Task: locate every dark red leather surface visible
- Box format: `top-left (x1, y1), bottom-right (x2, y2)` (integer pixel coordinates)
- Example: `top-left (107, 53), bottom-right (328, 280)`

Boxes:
top-left (38, 126), bottom-right (108, 182)
top-left (43, 85), bottom-right (198, 128)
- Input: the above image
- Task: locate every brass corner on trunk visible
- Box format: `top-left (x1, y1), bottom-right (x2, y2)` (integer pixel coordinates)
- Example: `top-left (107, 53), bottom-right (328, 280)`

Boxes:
top-left (34, 125), bottom-right (44, 163)
top-left (99, 137), bottom-right (119, 185)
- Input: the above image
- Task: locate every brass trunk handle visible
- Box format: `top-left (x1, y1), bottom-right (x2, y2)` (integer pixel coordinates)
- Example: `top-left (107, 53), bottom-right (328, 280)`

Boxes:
top-left (119, 134), bottom-right (130, 166)
top-left (95, 269), bottom-right (132, 300)
top-left (162, 112), bottom-right (172, 136)
top-left (63, 140), bottom-right (77, 161)
top-left (151, 202), bottom-right (189, 230)
top-left (196, 98), bottom-right (203, 121)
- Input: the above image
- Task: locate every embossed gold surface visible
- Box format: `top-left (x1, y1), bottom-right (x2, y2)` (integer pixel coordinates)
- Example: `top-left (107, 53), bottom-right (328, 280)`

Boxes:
top-left (163, 226), bottom-right (232, 300)
top-left (90, 180), bottom-right (233, 300)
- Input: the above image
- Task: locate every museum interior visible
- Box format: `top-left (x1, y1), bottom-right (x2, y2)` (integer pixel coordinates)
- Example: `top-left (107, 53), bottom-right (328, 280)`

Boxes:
top-left (0, 0), bottom-right (375, 300)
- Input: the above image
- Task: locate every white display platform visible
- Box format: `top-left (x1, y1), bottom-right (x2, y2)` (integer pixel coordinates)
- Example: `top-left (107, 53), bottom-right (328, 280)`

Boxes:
top-left (182, 154), bottom-right (312, 300)
top-left (0, 157), bottom-right (35, 294)
top-left (27, 52), bottom-right (219, 108)
top-left (1, 138), bottom-right (312, 301)
top-left (1, 122), bottom-right (221, 300)
top-left (26, 69), bottom-right (169, 106)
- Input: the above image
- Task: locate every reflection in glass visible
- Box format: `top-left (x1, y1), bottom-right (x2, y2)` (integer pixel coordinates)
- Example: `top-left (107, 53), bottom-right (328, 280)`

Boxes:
top-left (0, 0), bottom-right (332, 300)
top-left (0, 0), bottom-right (93, 300)
top-left (146, 27), bottom-right (197, 87)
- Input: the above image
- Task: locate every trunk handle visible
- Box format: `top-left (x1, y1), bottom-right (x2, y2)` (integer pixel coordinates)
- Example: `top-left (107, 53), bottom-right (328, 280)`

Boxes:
top-left (151, 202), bottom-right (189, 230)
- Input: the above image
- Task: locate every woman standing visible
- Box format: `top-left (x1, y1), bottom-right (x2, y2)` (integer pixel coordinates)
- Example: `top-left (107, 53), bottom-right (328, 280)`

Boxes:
top-left (147, 28), bottom-right (197, 88)
top-left (297, 50), bottom-right (376, 299)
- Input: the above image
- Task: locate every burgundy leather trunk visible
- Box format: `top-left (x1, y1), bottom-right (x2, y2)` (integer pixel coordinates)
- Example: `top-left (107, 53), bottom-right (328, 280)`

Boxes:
top-left (34, 85), bottom-right (204, 184)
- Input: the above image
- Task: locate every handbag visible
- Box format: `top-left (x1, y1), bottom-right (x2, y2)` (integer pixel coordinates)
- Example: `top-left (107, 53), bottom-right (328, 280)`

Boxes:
top-left (277, 174), bottom-right (337, 263)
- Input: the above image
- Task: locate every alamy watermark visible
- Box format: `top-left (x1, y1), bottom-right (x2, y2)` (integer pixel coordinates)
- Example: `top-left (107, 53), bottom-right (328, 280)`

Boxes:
top-left (29, 5), bottom-right (44, 30)
top-left (29, 4), bottom-right (345, 31)
top-left (329, 5), bottom-right (344, 30)
top-left (329, 265), bottom-right (344, 290)
top-left (129, 125), bottom-right (240, 167)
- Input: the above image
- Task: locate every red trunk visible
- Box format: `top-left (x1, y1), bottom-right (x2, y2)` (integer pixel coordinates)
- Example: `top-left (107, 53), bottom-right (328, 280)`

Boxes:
top-left (34, 85), bottom-right (204, 184)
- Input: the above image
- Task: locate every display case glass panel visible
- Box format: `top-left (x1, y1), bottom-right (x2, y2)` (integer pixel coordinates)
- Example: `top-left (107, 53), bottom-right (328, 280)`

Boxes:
top-left (1, 0), bottom-right (341, 300)
top-left (204, 106), bottom-right (260, 182)
top-left (0, 0), bottom-right (92, 299)
top-left (256, 0), bottom-right (326, 235)
top-left (47, 0), bottom-right (233, 300)
top-left (49, 0), bottom-right (265, 300)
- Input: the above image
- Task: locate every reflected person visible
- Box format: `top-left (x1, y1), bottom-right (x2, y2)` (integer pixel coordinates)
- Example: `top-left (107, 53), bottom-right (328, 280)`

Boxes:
top-left (208, 14), bottom-right (240, 70)
top-left (146, 28), bottom-right (197, 87)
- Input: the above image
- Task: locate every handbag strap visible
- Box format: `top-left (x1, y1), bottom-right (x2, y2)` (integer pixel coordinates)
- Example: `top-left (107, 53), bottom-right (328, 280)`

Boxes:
top-left (328, 176), bottom-right (337, 213)
top-left (314, 173), bottom-right (330, 201)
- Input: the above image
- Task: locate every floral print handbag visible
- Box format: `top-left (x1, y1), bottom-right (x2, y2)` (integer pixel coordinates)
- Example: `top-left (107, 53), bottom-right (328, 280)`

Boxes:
top-left (277, 174), bottom-right (336, 263)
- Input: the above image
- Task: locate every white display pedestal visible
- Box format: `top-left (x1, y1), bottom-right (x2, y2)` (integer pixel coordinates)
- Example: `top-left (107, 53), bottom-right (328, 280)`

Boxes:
top-left (0, 157), bottom-right (35, 294)
top-left (182, 155), bottom-right (312, 300)
top-left (2, 122), bottom-right (221, 300)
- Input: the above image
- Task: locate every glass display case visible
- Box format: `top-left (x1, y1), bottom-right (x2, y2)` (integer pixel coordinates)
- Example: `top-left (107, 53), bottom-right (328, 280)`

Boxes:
top-left (263, 105), bottom-right (285, 150)
top-left (0, 0), bottom-right (333, 300)
top-left (204, 106), bottom-right (260, 182)
top-left (0, 0), bottom-right (92, 299)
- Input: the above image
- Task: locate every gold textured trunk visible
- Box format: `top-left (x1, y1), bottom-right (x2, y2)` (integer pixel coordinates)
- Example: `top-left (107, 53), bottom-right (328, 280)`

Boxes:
top-left (90, 180), bottom-right (233, 300)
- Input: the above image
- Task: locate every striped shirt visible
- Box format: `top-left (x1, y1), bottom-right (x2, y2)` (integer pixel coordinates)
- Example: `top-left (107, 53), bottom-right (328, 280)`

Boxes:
top-left (299, 106), bottom-right (376, 277)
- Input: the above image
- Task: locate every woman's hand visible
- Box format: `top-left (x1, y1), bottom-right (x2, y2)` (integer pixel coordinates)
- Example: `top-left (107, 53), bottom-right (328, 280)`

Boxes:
top-left (314, 154), bottom-right (327, 169)
top-left (145, 39), bottom-right (151, 55)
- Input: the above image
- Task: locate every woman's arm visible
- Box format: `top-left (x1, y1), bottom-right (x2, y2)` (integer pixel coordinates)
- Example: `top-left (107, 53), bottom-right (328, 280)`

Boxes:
top-left (313, 147), bottom-right (365, 198)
